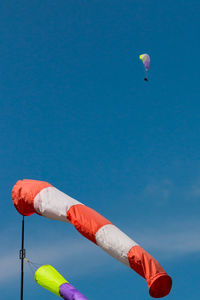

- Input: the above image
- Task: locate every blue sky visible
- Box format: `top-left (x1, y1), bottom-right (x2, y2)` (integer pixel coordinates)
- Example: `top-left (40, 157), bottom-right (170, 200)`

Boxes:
top-left (0, 0), bottom-right (200, 299)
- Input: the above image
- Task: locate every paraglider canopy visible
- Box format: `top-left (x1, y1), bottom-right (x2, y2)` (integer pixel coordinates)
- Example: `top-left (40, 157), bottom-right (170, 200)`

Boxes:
top-left (139, 54), bottom-right (150, 81)
top-left (139, 54), bottom-right (150, 71)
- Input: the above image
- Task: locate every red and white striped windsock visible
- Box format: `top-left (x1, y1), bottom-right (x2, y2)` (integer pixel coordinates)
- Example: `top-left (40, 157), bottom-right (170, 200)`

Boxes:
top-left (12, 179), bottom-right (172, 298)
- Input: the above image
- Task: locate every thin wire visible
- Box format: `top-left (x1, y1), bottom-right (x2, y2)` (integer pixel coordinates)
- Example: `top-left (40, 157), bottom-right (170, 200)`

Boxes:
top-left (25, 258), bottom-right (40, 269)
top-left (25, 259), bottom-right (35, 277)
top-left (20, 216), bottom-right (25, 300)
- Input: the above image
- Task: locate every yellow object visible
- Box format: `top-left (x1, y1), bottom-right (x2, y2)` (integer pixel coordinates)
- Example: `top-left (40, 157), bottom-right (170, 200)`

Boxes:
top-left (35, 264), bottom-right (68, 297)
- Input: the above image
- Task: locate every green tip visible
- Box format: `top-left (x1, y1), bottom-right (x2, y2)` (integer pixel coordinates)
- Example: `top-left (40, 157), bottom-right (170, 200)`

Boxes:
top-left (35, 265), bottom-right (68, 297)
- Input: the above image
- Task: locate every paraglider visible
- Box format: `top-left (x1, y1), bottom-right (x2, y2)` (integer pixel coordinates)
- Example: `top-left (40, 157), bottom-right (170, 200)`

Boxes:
top-left (139, 54), bottom-right (150, 81)
top-left (35, 264), bottom-right (88, 300)
top-left (12, 179), bottom-right (172, 298)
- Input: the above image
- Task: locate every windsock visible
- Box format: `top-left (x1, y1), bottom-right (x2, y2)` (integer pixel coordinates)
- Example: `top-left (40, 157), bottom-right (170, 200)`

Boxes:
top-left (35, 264), bottom-right (87, 300)
top-left (12, 179), bottom-right (172, 298)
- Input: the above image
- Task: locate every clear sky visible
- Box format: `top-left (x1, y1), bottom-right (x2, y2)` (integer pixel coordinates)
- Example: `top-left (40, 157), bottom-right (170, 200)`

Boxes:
top-left (0, 0), bottom-right (200, 299)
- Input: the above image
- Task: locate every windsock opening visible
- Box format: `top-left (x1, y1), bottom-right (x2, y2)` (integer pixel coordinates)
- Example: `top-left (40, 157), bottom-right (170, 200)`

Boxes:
top-left (12, 179), bottom-right (52, 216)
top-left (35, 264), bottom-right (67, 297)
top-left (128, 245), bottom-right (172, 298)
top-left (148, 273), bottom-right (172, 298)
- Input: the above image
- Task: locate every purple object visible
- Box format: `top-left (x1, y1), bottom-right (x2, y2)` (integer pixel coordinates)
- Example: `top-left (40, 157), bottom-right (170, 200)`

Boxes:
top-left (143, 54), bottom-right (150, 71)
top-left (139, 54), bottom-right (150, 71)
top-left (59, 283), bottom-right (88, 300)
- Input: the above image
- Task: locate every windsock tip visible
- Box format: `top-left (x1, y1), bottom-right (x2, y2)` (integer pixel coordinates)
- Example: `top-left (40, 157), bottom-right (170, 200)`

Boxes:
top-left (12, 179), bottom-right (52, 216)
top-left (149, 273), bottom-right (172, 298)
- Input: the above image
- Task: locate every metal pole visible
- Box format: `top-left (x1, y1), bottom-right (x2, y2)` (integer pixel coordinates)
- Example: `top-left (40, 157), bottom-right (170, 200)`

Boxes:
top-left (19, 216), bottom-right (26, 300)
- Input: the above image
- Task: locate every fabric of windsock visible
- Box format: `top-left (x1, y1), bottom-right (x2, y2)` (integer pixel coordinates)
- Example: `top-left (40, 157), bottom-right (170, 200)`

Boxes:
top-left (35, 264), bottom-right (88, 300)
top-left (12, 179), bottom-right (172, 298)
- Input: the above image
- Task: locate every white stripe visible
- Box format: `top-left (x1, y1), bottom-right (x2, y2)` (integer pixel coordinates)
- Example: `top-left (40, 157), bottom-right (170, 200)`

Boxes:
top-left (96, 224), bottom-right (138, 267)
top-left (34, 187), bottom-right (83, 222)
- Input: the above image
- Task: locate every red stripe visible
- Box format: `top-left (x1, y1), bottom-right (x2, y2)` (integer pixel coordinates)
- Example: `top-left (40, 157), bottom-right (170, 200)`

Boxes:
top-left (12, 179), bottom-right (52, 216)
top-left (128, 245), bottom-right (172, 298)
top-left (67, 204), bottom-right (112, 244)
